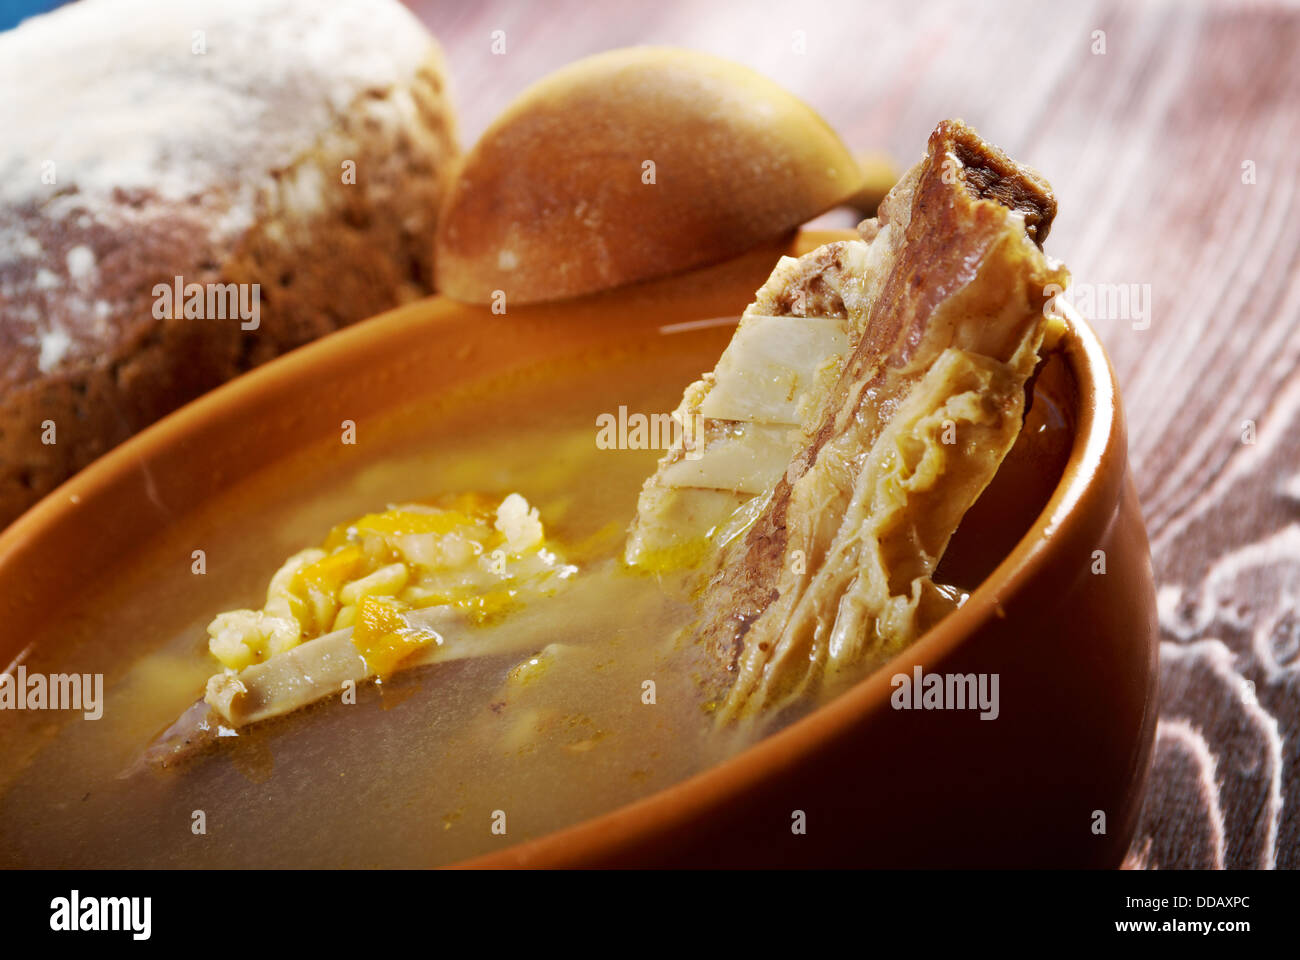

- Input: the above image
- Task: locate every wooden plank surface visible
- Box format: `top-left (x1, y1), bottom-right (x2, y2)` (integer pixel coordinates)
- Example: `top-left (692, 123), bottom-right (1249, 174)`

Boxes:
top-left (407, 0), bottom-right (1300, 868)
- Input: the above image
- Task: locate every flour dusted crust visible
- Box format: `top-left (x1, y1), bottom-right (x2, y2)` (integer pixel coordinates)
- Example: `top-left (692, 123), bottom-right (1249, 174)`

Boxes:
top-left (0, 0), bottom-right (459, 525)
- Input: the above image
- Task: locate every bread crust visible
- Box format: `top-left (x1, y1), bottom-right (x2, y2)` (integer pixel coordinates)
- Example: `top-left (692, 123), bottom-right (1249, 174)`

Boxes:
top-left (434, 47), bottom-right (862, 305)
top-left (0, 0), bottom-right (459, 526)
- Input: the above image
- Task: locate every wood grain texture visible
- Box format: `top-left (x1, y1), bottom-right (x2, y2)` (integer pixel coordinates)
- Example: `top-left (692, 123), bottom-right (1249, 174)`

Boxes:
top-left (407, 0), bottom-right (1300, 869)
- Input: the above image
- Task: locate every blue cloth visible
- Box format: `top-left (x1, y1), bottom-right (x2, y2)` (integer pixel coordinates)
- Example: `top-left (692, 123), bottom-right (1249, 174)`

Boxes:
top-left (0, 0), bottom-right (71, 32)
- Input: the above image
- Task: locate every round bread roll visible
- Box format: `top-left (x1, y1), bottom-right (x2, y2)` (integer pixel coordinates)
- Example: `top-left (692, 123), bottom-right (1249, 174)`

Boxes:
top-left (435, 47), bottom-right (863, 305)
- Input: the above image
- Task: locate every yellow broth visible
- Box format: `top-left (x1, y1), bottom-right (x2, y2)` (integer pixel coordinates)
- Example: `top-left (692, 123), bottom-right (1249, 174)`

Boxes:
top-left (0, 328), bottom-right (1072, 868)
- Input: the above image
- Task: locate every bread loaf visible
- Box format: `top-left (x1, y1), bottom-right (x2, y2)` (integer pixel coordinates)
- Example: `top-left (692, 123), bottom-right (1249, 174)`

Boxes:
top-left (0, 0), bottom-right (459, 526)
top-left (435, 47), bottom-right (862, 305)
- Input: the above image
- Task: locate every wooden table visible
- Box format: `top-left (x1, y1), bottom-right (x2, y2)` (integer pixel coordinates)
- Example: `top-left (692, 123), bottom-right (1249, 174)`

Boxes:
top-left (408, 0), bottom-right (1300, 869)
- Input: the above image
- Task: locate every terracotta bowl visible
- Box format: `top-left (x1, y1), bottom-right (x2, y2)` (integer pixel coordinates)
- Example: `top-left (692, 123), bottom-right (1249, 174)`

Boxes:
top-left (0, 231), bottom-right (1157, 868)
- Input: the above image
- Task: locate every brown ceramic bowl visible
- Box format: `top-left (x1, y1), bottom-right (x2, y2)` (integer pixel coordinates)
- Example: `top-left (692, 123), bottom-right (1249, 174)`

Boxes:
top-left (0, 231), bottom-right (1157, 868)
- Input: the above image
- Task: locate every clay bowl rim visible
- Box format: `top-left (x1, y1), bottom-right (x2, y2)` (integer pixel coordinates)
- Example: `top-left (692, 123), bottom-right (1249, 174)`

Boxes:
top-left (0, 273), bottom-right (1120, 868)
top-left (462, 296), bottom-right (1123, 867)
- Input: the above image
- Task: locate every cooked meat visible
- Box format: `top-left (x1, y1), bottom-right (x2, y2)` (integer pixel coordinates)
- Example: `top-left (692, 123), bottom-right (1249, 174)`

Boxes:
top-left (628, 119), bottom-right (1070, 723)
top-left (142, 119), bottom-right (1070, 770)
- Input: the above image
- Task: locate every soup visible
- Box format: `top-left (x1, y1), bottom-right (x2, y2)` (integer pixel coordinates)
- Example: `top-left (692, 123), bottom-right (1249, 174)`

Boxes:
top-left (0, 327), bottom-right (1070, 867)
top-left (0, 120), bottom-right (1079, 867)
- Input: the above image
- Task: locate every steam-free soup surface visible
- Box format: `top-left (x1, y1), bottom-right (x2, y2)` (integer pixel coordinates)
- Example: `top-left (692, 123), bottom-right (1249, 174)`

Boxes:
top-left (0, 329), bottom-right (1070, 867)
top-left (0, 336), bottom-right (741, 867)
